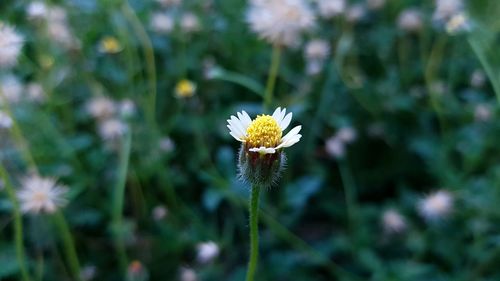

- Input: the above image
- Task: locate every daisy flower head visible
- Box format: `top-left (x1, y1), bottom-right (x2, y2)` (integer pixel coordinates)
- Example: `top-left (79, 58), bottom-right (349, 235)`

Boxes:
top-left (418, 190), bottom-right (453, 222)
top-left (17, 175), bottom-right (68, 214)
top-left (382, 209), bottom-right (407, 234)
top-left (227, 107), bottom-right (302, 186)
top-left (246, 0), bottom-right (315, 47)
top-left (0, 22), bottom-right (24, 68)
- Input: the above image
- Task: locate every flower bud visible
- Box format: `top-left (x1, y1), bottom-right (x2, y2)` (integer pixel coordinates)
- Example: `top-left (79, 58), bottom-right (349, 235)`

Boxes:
top-left (238, 144), bottom-right (285, 187)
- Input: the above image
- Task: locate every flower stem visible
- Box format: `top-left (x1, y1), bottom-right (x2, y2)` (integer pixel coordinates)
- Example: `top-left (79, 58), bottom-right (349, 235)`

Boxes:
top-left (112, 131), bottom-right (132, 273)
top-left (0, 165), bottom-right (32, 281)
top-left (53, 211), bottom-right (82, 281)
top-left (338, 159), bottom-right (358, 242)
top-left (246, 184), bottom-right (261, 281)
top-left (263, 45), bottom-right (282, 113)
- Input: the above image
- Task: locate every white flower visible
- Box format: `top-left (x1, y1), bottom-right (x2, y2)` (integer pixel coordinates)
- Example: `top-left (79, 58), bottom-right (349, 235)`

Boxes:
top-left (196, 241), bottom-right (220, 263)
top-left (180, 267), bottom-right (197, 281)
top-left (474, 104), bottom-right (492, 123)
top-left (316, 0), bottom-right (345, 18)
top-left (325, 136), bottom-right (345, 159)
top-left (98, 118), bottom-right (127, 140)
top-left (418, 190), bottom-right (453, 222)
top-left (336, 127), bottom-right (357, 143)
top-left (0, 111), bottom-right (13, 129)
top-left (152, 205), bottom-right (168, 221)
top-left (433, 0), bottom-right (463, 22)
top-left (367, 0), bottom-right (385, 10)
top-left (27, 1), bottom-right (48, 20)
top-left (17, 175), bottom-right (68, 214)
top-left (119, 99), bottom-right (136, 118)
top-left (180, 13), bottom-right (201, 33)
top-left (159, 137), bottom-right (175, 153)
top-left (46, 7), bottom-right (80, 49)
top-left (227, 107), bottom-right (302, 155)
top-left (445, 12), bottom-right (470, 34)
top-left (87, 96), bottom-right (116, 120)
top-left (470, 70), bottom-right (486, 88)
top-left (382, 209), bottom-right (406, 234)
top-left (0, 75), bottom-right (23, 104)
top-left (304, 39), bottom-right (330, 61)
top-left (0, 23), bottom-right (24, 68)
top-left (346, 4), bottom-right (366, 23)
top-left (26, 82), bottom-right (46, 103)
top-left (80, 265), bottom-right (97, 281)
top-left (398, 9), bottom-right (423, 32)
top-left (150, 12), bottom-right (174, 34)
top-left (306, 60), bottom-right (323, 76)
top-left (246, 0), bottom-right (315, 47)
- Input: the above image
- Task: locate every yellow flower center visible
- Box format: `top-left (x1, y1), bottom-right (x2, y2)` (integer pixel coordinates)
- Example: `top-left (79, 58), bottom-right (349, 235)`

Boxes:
top-left (175, 79), bottom-right (196, 98)
top-left (245, 115), bottom-right (282, 148)
top-left (100, 37), bottom-right (122, 53)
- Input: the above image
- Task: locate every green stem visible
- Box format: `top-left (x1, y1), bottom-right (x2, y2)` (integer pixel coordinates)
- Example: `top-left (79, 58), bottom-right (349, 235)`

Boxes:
top-left (263, 45), bottom-right (282, 112)
top-left (0, 165), bottom-right (32, 281)
top-left (53, 211), bottom-right (82, 281)
top-left (246, 184), bottom-right (261, 281)
top-left (338, 159), bottom-right (358, 240)
top-left (112, 131), bottom-right (132, 272)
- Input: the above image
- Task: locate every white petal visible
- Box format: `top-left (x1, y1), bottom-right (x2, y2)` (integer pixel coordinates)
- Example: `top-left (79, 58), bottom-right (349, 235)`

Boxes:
top-left (227, 120), bottom-right (244, 139)
top-left (281, 125), bottom-right (302, 142)
top-left (229, 116), bottom-right (246, 137)
top-left (239, 111), bottom-right (252, 129)
top-left (280, 112), bottom-right (292, 131)
top-left (229, 131), bottom-right (245, 142)
top-left (276, 134), bottom-right (302, 149)
top-left (249, 146), bottom-right (276, 154)
top-left (272, 107), bottom-right (282, 120)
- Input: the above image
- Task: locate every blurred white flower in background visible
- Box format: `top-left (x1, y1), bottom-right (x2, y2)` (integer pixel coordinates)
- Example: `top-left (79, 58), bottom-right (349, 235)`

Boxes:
top-left (325, 127), bottom-right (357, 159)
top-left (98, 118), bottom-right (127, 141)
top-left (470, 69), bottom-right (486, 88)
top-left (445, 12), bottom-right (470, 34)
top-left (180, 267), bottom-right (198, 281)
top-left (304, 39), bottom-right (330, 76)
top-left (150, 12), bottom-right (175, 34)
top-left (119, 99), bottom-right (136, 118)
top-left (474, 104), bottom-right (492, 123)
top-left (336, 127), bottom-right (357, 143)
top-left (398, 9), bottom-right (423, 33)
top-left (316, 0), bottom-right (345, 19)
top-left (367, 0), bottom-right (385, 11)
top-left (0, 75), bottom-right (23, 104)
top-left (46, 6), bottom-right (80, 49)
top-left (152, 205), bottom-right (168, 221)
top-left (159, 136), bottom-right (175, 153)
top-left (27, 1), bottom-right (48, 20)
top-left (196, 241), bottom-right (220, 264)
top-left (382, 209), bottom-right (407, 234)
top-left (346, 4), bottom-right (366, 23)
top-left (87, 96), bottom-right (116, 120)
top-left (17, 175), bottom-right (68, 214)
top-left (180, 13), bottom-right (201, 34)
top-left (433, 0), bottom-right (463, 22)
top-left (0, 23), bottom-right (24, 68)
top-left (26, 82), bottom-right (46, 103)
top-left (80, 265), bottom-right (97, 281)
top-left (246, 0), bottom-right (315, 47)
top-left (0, 111), bottom-right (13, 129)
top-left (418, 190), bottom-right (453, 222)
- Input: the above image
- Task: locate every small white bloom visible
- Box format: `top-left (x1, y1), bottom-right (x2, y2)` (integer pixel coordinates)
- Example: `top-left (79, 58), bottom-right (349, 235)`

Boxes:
top-left (0, 111), bottom-right (13, 129)
top-left (27, 2), bottom-right (48, 20)
top-left (159, 137), bottom-right (175, 153)
top-left (87, 96), bottom-right (116, 120)
top-left (98, 118), bottom-right (127, 140)
top-left (474, 104), bottom-right (492, 123)
top-left (325, 136), bottom-right (345, 159)
top-left (304, 39), bottom-right (330, 61)
top-left (0, 75), bottom-right (23, 104)
top-left (119, 99), bottom-right (136, 118)
top-left (247, 0), bottom-right (315, 47)
top-left (367, 0), bottom-right (385, 10)
top-left (227, 107), bottom-right (302, 155)
top-left (150, 12), bottom-right (174, 34)
top-left (418, 190), bottom-right (453, 222)
top-left (346, 4), bottom-right (366, 23)
top-left (433, 0), bottom-right (463, 22)
top-left (336, 127), bottom-right (357, 143)
top-left (180, 13), bottom-right (201, 33)
top-left (26, 82), bottom-right (46, 103)
top-left (0, 23), bottom-right (24, 68)
top-left (46, 7), bottom-right (80, 49)
top-left (306, 60), bottom-right (323, 76)
top-left (445, 12), bottom-right (470, 34)
top-left (17, 175), bottom-right (68, 214)
top-left (152, 205), bottom-right (168, 221)
top-left (382, 209), bottom-right (407, 234)
top-left (196, 241), bottom-right (220, 263)
top-left (398, 9), bottom-right (423, 32)
top-left (316, 0), bottom-right (345, 18)
top-left (80, 265), bottom-right (97, 281)
top-left (470, 70), bottom-right (486, 88)
top-left (180, 267), bottom-right (198, 281)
